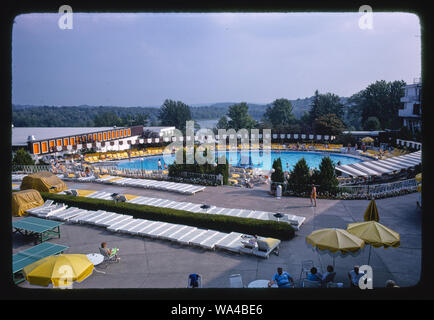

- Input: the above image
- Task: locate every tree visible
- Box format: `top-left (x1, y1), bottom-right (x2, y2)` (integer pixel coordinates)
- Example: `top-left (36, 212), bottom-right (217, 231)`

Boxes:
top-left (216, 116), bottom-right (229, 130)
top-left (364, 116), bottom-right (381, 131)
top-left (263, 98), bottom-right (297, 129)
top-left (12, 148), bottom-right (35, 166)
top-left (344, 92), bottom-right (364, 130)
top-left (309, 90), bottom-right (344, 125)
top-left (313, 113), bottom-right (346, 135)
top-left (288, 158), bottom-right (311, 194)
top-left (227, 102), bottom-right (256, 130)
top-left (158, 99), bottom-right (192, 132)
top-left (300, 111), bottom-right (312, 132)
top-left (334, 133), bottom-right (357, 146)
top-left (271, 158), bottom-right (284, 183)
top-left (317, 156), bottom-right (338, 195)
top-left (93, 112), bottom-right (122, 127)
top-left (354, 80), bottom-right (406, 130)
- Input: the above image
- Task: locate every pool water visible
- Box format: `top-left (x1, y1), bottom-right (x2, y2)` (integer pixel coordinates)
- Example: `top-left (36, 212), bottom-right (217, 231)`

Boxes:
top-left (117, 151), bottom-right (362, 171)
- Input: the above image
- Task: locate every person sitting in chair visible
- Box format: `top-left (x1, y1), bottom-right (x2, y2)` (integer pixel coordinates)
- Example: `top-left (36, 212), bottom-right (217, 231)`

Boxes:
top-left (101, 242), bottom-right (120, 261)
top-left (321, 265), bottom-right (336, 286)
top-left (268, 267), bottom-right (294, 288)
top-left (307, 267), bottom-right (322, 282)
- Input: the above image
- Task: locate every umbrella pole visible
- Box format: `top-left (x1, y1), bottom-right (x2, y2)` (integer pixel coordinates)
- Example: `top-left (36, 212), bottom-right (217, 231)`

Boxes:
top-left (367, 245), bottom-right (372, 265)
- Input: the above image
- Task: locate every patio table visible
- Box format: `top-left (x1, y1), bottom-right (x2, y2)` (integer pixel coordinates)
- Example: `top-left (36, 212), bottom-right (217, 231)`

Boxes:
top-left (248, 280), bottom-right (278, 288)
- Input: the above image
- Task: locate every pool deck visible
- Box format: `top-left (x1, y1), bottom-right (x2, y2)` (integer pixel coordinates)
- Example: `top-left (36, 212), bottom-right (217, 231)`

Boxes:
top-left (13, 182), bottom-right (421, 289)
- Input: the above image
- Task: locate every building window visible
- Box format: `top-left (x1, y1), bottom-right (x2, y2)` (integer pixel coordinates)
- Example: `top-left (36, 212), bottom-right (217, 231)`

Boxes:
top-left (33, 143), bottom-right (40, 154)
top-left (93, 133), bottom-right (97, 141)
top-left (49, 140), bottom-right (55, 149)
top-left (70, 137), bottom-right (75, 145)
top-left (103, 132), bottom-right (107, 141)
top-left (63, 138), bottom-right (69, 146)
top-left (98, 133), bottom-right (102, 141)
top-left (56, 139), bottom-right (62, 147)
top-left (413, 104), bottom-right (421, 115)
top-left (41, 141), bottom-right (48, 153)
top-left (108, 131), bottom-right (111, 140)
top-left (127, 128), bottom-right (131, 136)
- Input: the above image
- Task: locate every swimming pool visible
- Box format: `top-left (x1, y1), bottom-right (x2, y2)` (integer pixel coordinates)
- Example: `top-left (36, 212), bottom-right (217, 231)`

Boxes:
top-left (117, 151), bottom-right (362, 171)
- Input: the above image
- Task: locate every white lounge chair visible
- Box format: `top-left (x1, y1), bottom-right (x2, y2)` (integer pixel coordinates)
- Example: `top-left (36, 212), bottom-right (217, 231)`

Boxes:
top-left (214, 232), bottom-right (243, 253)
top-left (189, 230), bottom-right (220, 248)
top-left (168, 226), bottom-right (197, 242)
top-left (177, 228), bottom-right (207, 245)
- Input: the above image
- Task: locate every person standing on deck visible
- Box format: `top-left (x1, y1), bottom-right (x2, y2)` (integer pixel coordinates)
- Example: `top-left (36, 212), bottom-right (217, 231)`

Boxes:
top-left (310, 184), bottom-right (317, 207)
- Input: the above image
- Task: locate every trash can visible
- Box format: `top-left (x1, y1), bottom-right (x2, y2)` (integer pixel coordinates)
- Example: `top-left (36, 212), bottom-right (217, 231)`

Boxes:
top-left (276, 185), bottom-right (282, 199)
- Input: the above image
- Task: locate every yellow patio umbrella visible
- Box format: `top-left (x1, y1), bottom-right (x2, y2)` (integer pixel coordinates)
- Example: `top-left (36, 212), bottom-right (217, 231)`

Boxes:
top-left (347, 221), bottom-right (400, 265)
top-left (361, 137), bottom-right (374, 143)
top-left (363, 199), bottom-right (379, 222)
top-left (23, 254), bottom-right (94, 288)
top-left (306, 228), bottom-right (365, 267)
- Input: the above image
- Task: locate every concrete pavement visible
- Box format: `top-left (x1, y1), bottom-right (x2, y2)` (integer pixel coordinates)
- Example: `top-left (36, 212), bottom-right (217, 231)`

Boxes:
top-left (13, 182), bottom-right (421, 289)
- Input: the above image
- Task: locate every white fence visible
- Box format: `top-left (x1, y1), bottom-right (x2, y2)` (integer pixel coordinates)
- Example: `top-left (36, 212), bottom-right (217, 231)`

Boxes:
top-left (338, 178), bottom-right (418, 198)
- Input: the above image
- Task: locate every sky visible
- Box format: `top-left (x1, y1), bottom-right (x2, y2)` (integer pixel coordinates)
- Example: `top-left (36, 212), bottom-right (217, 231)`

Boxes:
top-left (12, 11), bottom-right (421, 107)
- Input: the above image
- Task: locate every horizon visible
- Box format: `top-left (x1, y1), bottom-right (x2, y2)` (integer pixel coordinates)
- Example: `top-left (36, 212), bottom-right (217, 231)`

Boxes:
top-left (12, 12), bottom-right (421, 106)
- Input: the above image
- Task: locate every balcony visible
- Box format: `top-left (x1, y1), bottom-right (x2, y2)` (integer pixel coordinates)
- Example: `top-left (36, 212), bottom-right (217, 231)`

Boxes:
top-left (399, 108), bottom-right (421, 118)
top-left (400, 95), bottom-right (420, 103)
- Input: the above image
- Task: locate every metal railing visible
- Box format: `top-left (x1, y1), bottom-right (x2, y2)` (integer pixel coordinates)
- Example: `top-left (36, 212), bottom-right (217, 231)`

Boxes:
top-left (12, 165), bottom-right (52, 173)
top-left (338, 178), bottom-right (418, 198)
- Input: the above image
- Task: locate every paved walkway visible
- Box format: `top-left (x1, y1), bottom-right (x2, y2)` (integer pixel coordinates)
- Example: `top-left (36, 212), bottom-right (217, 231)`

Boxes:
top-left (13, 182), bottom-right (421, 289)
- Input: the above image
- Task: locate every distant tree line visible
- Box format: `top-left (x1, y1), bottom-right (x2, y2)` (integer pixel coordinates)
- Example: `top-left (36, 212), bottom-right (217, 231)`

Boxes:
top-left (13, 79), bottom-right (411, 139)
top-left (215, 79), bottom-right (408, 138)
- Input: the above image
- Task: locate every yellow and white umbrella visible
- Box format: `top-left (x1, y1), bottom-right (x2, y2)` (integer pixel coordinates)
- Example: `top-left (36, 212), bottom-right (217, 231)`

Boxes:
top-left (306, 228), bottom-right (365, 267)
top-left (364, 199), bottom-right (379, 222)
top-left (23, 254), bottom-right (94, 288)
top-left (347, 221), bottom-right (400, 264)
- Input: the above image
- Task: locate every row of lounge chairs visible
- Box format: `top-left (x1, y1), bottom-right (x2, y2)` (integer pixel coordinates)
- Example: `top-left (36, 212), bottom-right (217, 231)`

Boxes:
top-left (67, 190), bottom-right (306, 230)
top-left (93, 175), bottom-right (206, 195)
top-left (26, 201), bottom-right (281, 259)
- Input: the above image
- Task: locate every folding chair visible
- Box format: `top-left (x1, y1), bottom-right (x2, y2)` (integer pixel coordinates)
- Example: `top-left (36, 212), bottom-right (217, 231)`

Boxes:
top-left (299, 260), bottom-right (314, 286)
top-left (302, 279), bottom-right (321, 288)
top-left (229, 274), bottom-right (244, 288)
top-left (98, 247), bottom-right (119, 268)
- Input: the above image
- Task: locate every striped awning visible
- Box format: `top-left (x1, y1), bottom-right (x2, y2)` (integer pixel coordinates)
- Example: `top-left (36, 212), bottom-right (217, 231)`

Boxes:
top-left (336, 151), bottom-right (421, 177)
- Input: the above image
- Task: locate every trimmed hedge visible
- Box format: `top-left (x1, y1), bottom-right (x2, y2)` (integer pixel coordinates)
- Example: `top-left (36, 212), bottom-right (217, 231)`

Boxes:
top-left (40, 192), bottom-right (295, 240)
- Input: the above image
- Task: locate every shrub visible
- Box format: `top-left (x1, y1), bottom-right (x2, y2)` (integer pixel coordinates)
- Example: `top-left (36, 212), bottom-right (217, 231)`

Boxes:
top-left (168, 148), bottom-right (229, 185)
top-left (271, 158), bottom-right (284, 183)
top-left (317, 156), bottom-right (339, 195)
top-left (12, 148), bottom-right (35, 166)
top-left (288, 158), bottom-right (311, 194)
top-left (40, 192), bottom-right (295, 240)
